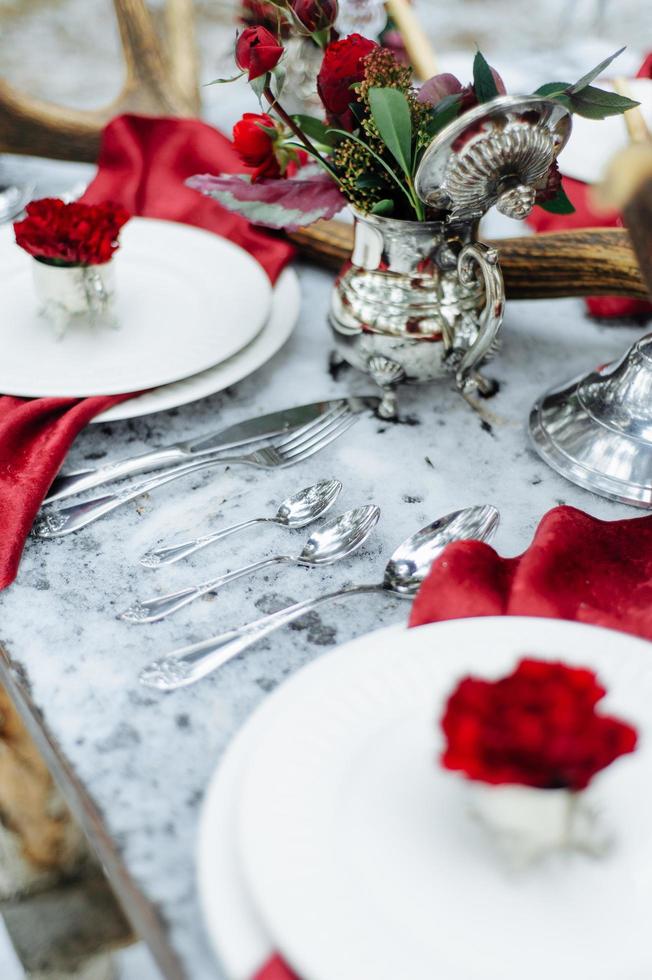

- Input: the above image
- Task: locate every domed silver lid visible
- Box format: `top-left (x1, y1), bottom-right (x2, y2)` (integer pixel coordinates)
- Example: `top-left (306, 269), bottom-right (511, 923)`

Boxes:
top-left (529, 335), bottom-right (652, 507)
top-left (414, 95), bottom-right (572, 222)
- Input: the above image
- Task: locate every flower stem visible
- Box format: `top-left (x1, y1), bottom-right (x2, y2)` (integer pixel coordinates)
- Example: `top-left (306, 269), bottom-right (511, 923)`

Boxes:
top-left (263, 86), bottom-right (323, 161)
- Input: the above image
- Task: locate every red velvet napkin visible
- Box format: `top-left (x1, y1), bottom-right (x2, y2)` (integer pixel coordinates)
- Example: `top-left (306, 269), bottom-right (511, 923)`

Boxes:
top-left (526, 55), bottom-right (652, 320)
top-left (0, 114), bottom-right (295, 591)
top-left (410, 505), bottom-right (652, 638)
top-left (254, 503), bottom-right (652, 979)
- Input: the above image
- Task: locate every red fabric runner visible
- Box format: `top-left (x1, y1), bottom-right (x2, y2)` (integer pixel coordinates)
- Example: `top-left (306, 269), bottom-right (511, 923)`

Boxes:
top-left (0, 114), bottom-right (295, 590)
top-left (526, 55), bottom-right (652, 320)
top-left (255, 503), bottom-right (652, 979)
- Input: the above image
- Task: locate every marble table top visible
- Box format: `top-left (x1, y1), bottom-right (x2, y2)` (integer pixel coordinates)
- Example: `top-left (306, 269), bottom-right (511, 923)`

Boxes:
top-left (1, 33), bottom-right (650, 976)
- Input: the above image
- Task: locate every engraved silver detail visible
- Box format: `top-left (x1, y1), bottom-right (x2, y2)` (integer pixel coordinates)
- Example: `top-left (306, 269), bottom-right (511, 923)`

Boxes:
top-left (139, 658), bottom-right (194, 690)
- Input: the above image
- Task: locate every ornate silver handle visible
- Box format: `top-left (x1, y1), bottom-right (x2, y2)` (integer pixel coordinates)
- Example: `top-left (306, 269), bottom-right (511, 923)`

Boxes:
top-left (33, 450), bottom-right (251, 539)
top-left (45, 447), bottom-right (193, 504)
top-left (120, 555), bottom-right (293, 623)
top-left (139, 584), bottom-right (385, 690)
top-left (455, 243), bottom-right (505, 391)
top-left (140, 517), bottom-right (268, 567)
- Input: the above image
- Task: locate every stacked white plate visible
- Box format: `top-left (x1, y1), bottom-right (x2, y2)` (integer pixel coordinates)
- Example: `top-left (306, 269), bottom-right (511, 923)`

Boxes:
top-left (198, 616), bottom-right (652, 980)
top-left (0, 217), bottom-right (300, 421)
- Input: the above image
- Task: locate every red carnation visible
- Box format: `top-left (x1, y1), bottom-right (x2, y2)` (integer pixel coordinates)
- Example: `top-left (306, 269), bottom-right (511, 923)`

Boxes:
top-left (14, 198), bottom-right (130, 266)
top-left (317, 33), bottom-right (378, 130)
top-left (291, 0), bottom-right (338, 33)
top-left (236, 25), bottom-right (284, 81)
top-left (233, 112), bottom-right (282, 181)
top-left (440, 658), bottom-right (637, 791)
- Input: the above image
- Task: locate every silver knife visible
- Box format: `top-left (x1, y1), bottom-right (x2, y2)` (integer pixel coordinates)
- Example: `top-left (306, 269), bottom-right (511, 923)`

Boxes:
top-left (44, 396), bottom-right (380, 504)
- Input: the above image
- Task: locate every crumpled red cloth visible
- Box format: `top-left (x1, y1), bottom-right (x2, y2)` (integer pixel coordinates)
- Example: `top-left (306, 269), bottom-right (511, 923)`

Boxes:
top-left (410, 505), bottom-right (652, 638)
top-left (0, 114), bottom-right (295, 591)
top-left (254, 503), bottom-right (652, 980)
top-left (526, 55), bottom-right (652, 320)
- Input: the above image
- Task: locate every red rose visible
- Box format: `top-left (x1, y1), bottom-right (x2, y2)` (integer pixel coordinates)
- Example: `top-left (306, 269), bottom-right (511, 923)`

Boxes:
top-left (317, 33), bottom-right (378, 129)
top-left (440, 658), bottom-right (637, 791)
top-left (233, 112), bottom-right (282, 181)
top-left (14, 198), bottom-right (130, 266)
top-left (291, 0), bottom-right (338, 33)
top-left (235, 26), bottom-right (284, 81)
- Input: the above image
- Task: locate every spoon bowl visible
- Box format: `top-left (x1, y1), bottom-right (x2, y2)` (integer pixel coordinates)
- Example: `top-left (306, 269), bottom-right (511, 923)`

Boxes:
top-left (276, 479), bottom-right (343, 528)
top-left (383, 504), bottom-right (500, 595)
top-left (299, 505), bottom-right (380, 565)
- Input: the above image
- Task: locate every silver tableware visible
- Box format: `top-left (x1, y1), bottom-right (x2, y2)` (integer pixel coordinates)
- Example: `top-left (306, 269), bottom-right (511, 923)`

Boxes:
top-left (45, 397), bottom-right (379, 504)
top-left (329, 95), bottom-right (572, 418)
top-left (120, 505), bottom-right (380, 623)
top-left (139, 503), bottom-right (499, 690)
top-left (0, 182), bottom-right (34, 224)
top-left (529, 334), bottom-right (652, 507)
top-left (33, 406), bottom-right (359, 539)
top-left (139, 478), bottom-right (343, 567)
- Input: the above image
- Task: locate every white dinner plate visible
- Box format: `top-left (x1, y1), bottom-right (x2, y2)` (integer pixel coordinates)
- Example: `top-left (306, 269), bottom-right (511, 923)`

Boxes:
top-left (238, 617), bottom-right (652, 980)
top-left (560, 78), bottom-right (652, 184)
top-left (197, 705), bottom-right (276, 980)
top-left (94, 267), bottom-right (300, 422)
top-left (0, 218), bottom-right (271, 397)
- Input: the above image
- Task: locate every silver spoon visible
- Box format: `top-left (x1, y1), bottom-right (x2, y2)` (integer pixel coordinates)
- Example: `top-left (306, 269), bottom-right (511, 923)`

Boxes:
top-left (121, 505), bottom-right (380, 624)
top-left (139, 504), bottom-right (499, 690)
top-left (140, 478), bottom-right (343, 568)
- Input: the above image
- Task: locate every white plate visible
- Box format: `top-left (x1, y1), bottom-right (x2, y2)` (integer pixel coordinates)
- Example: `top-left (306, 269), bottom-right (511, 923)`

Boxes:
top-left (0, 218), bottom-right (271, 397)
top-left (560, 78), bottom-right (652, 184)
top-left (198, 706), bottom-right (276, 980)
top-left (238, 617), bottom-right (652, 980)
top-left (95, 267), bottom-right (300, 422)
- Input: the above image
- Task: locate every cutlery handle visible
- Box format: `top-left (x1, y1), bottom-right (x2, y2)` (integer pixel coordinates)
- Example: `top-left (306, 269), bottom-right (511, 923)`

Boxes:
top-left (121, 555), bottom-right (291, 623)
top-left (44, 446), bottom-right (192, 504)
top-left (33, 452), bottom-right (248, 538)
top-left (139, 584), bottom-right (384, 689)
top-left (139, 517), bottom-right (269, 567)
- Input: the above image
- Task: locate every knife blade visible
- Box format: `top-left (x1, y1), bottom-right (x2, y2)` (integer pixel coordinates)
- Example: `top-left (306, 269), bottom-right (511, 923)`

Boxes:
top-left (44, 396), bottom-right (380, 504)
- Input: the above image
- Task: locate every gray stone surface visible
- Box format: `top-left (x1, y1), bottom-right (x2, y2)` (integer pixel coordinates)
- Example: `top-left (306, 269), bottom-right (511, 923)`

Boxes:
top-left (1, 4), bottom-right (652, 978)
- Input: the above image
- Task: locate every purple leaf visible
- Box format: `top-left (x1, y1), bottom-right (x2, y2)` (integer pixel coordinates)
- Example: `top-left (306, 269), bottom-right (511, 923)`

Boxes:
top-left (186, 167), bottom-right (346, 231)
top-left (418, 73), bottom-right (464, 105)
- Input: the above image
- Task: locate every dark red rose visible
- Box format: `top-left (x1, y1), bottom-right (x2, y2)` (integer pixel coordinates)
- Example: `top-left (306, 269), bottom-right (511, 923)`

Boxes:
top-left (235, 25), bottom-right (284, 81)
top-left (291, 0), bottom-right (338, 32)
top-left (233, 112), bottom-right (282, 181)
top-left (440, 658), bottom-right (637, 791)
top-left (241, 0), bottom-right (290, 35)
top-left (317, 33), bottom-right (378, 129)
top-left (14, 198), bottom-right (130, 266)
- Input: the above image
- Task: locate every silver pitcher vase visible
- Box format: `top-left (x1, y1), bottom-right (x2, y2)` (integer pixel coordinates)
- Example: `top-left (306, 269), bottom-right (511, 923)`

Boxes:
top-left (329, 210), bottom-right (504, 418)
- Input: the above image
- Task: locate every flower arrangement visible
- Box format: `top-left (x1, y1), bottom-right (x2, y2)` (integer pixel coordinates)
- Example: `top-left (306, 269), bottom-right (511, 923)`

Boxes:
top-left (441, 657), bottom-right (637, 791)
top-left (440, 657), bottom-right (638, 865)
top-left (189, 20), bottom-right (638, 230)
top-left (14, 198), bottom-right (130, 267)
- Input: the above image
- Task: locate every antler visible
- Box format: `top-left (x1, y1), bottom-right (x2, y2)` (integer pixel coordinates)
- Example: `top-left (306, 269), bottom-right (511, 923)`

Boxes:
top-left (0, 0), bottom-right (199, 163)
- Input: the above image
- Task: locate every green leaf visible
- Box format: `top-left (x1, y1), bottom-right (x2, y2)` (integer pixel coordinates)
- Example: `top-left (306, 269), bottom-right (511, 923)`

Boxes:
top-left (568, 85), bottom-right (640, 119)
top-left (370, 199), bottom-right (395, 215)
top-left (568, 46), bottom-right (626, 94)
top-left (425, 94), bottom-right (462, 136)
top-left (538, 185), bottom-right (575, 215)
top-left (327, 128), bottom-right (417, 212)
top-left (250, 74), bottom-right (268, 101)
top-left (473, 50), bottom-right (499, 103)
top-left (534, 81), bottom-right (571, 98)
top-left (204, 71), bottom-right (246, 86)
top-left (368, 87), bottom-right (413, 176)
top-left (292, 115), bottom-right (335, 148)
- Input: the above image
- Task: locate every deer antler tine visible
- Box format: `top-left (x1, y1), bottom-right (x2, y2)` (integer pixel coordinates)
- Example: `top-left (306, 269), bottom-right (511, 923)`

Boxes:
top-left (0, 0), bottom-right (200, 162)
top-left (164, 0), bottom-right (201, 114)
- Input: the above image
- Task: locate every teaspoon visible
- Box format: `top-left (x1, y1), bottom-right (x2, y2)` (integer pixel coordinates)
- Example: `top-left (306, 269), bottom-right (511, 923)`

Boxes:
top-left (139, 504), bottom-right (499, 689)
top-left (139, 479), bottom-right (343, 567)
top-left (121, 505), bottom-right (380, 624)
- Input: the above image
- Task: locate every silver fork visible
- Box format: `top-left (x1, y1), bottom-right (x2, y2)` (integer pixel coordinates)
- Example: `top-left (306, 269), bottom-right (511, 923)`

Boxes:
top-left (32, 406), bottom-right (359, 538)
